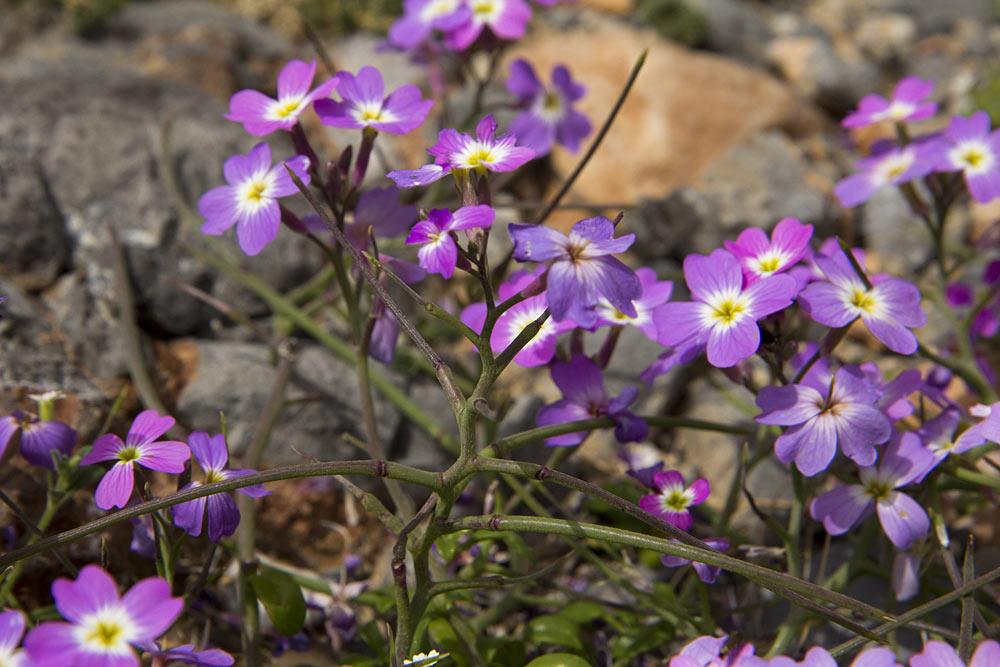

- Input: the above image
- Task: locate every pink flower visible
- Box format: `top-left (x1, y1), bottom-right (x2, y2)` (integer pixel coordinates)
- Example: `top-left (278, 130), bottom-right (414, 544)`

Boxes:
top-left (723, 218), bottom-right (813, 285)
top-left (224, 60), bottom-right (339, 136)
top-left (639, 470), bottom-right (710, 531)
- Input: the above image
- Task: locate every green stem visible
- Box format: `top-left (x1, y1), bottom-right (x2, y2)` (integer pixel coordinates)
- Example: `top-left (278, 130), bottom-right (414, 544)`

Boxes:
top-left (0, 490), bottom-right (68, 603)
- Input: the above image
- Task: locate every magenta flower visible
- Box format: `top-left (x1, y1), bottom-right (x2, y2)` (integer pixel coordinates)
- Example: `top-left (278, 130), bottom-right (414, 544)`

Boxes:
top-left (842, 76), bottom-right (937, 128)
top-left (661, 537), bottom-right (728, 584)
top-left (756, 364), bottom-right (891, 476)
top-left (507, 59), bottom-right (591, 156)
top-left (926, 111), bottom-right (1000, 203)
top-left (639, 470), bottom-right (709, 531)
top-left (667, 635), bottom-right (763, 667)
top-left (911, 640), bottom-right (1000, 667)
top-left (24, 565), bottom-right (183, 667)
top-left (798, 247), bottom-right (926, 355)
top-left (0, 410), bottom-right (76, 469)
top-left (224, 59), bottom-right (338, 136)
top-left (406, 205), bottom-right (495, 278)
top-left (535, 355), bottom-right (648, 446)
top-left (172, 431), bottom-right (269, 542)
top-left (594, 266), bottom-right (672, 341)
top-left (770, 647), bottom-right (902, 667)
top-left (445, 0), bottom-right (533, 50)
top-left (198, 143), bottom-right (311, 256)
top-left (810, 432), bottom-right (933, 549)
top-left (0, 610), bottom-right (27, 667)
top-left (387, 0), bottom-right (470, 49)
top-left (315, 66), bottom-right (433, 135)
top-left (834, 140), bottom-right (937, 207)
top-left (509, 216), bottom-right (641, 328)
top-left (722, 217), bottom-right (813, 285)
top-left (80, 410), bottom-right (190, 510)
top-left (654, 249), bottom-right (797, 368)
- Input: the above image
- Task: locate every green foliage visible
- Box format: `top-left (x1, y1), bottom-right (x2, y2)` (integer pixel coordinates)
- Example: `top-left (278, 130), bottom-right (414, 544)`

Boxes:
top-left (525, 654), bottom-right (593, 667)
top-left (249, 567), bottom-right (307, 637)
top-left (634, 0), bottom-right (708, 47)
top-left (299, 0), bottom-right (403, 35)
top-left (971, 67), bottom-right (1000, 125)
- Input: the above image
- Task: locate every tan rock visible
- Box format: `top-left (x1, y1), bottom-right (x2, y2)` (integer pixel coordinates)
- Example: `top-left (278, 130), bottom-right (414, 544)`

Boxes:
top-left (580, 0), bottom-right (633, 14)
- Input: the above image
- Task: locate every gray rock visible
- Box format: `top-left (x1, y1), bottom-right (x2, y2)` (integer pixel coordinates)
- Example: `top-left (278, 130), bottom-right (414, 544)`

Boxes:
top-left (685, 0), bottom-right (774, 63)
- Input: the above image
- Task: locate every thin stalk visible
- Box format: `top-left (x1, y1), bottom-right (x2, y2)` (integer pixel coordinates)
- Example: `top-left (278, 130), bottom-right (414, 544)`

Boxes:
top-left (0, 489), bottom-right (69, 603)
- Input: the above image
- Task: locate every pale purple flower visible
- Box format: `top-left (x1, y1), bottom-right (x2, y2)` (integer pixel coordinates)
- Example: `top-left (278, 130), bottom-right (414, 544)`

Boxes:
top-left (507, 59), bottom-right (591, 156)
top-left (351, 187), bottom-right (418, 244)
top-left (198, 143), bottom-right (311, 256)
top-left (770, 647), bottom-right (902, 667)
top-left (405, 205), bottom-right (495, 278)
top-left (723, 218), bottom-right (813, 285)
top-left (24, 565), bottom-right (184, 667)
top-left (224, 59), bottom-right (339, 136)
top-left (668, 635), bottom-right (765, 667)
top-left (172, 431), bottom-right (269, 542)
top-left (80, 410), bottom-right (190, 510)
top-left (314, 66), bottom-right (433, 135)
top-left (509, 216), bottom-right (641, 328)
top-left (917, 408), bottom-right (985, 475)
top-left (834, 140), bottom-right (937, 208)
top-left (445, 0), bottom-right (533, 50)
top-left (860, 363), bottom-right (922, 421)
top-left (0, 410), bottom-right (76, 469)
top-left (661, 537), bottom-right (728, 583)
top-left (639, 470), bottom-right (709, 531)
top-left (926, 111), bottom-right (1000, 203)
top-left (756, 364), bottom-right (891, 476)
top-left (387, 0), bottom-right (471, 49)
top-left (810, 432), bottom-right (933, 549)
top-left (842, 77), bottom-right (937, 128)
top-left (639, 339), bottom-right (705, 385)
top-left (892, 551), bottom-right (922, 602)
top-left (655, 249), bottom-right (797, 368)
top-left (910, 640), bottom-right (1000, 667)
top-left (799, 247), bottom-right (926, 355)
top-left (535, 354), bottom-right (648, 446)
top-left (0, 609), bottom-right (28, 667)
top-left (139, 642), bottom-right (234, 666)
top-left (594, 267), bottom-right (672, 341)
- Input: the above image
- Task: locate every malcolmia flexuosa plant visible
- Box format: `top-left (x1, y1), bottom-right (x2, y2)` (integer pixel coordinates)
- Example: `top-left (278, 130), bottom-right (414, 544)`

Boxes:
top-left (4, 4), bottom-right (1000, 665)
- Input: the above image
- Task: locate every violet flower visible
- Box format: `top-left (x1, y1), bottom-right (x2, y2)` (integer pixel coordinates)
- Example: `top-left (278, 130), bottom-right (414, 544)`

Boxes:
top-left (639, 339), bottom-right (704, 385)
top-left (0, 410), bottom-right (76, 469)
top-left (917, 408), bottom-right (985, 475)
top-left (387, 0), bottom-right (471, 50)
top-left (926, 111), bottom-right (1000, 203)
top-left (834, 140), bottom-right (937, 208)
top-left (756, 364), bottom-right (891, 476)
top-left (770, 647), bottom-right (901, 667)
top-left (661, 538), bottom-right (728, 584)
top-left (667, 635), bottom-right (764, 667)
top-left (842, 76), bottom-right (937, 128)
top-left (910, 640), bottom-right (1000, 667)
top-left (224, 59), bottom-right (339, 136)
top-left (509, 216), bottom-right (641, 328)
top-left (536, 355), bottom-right (648, 446)
top-left (198, 143), bottom-right (311, 256)
top-left (172, 431), bottom-right (270, 542)
top-left (315, 66), bottom-right (433, 135)
top-left (655, 249), bottom-right (797, 368)
top-left (594, 267), bottom-right (672, 342)
top-left (0, 609), bottom-right (27, 667)
top-left (507, 59), bottom-right (591, 156)
top-left (639, 470), bottom-right (709, 530)
top-left (810, 432), bottom-right (933, 550)
top-left (24, 565), bottom-right (184, 667)
top-left (444, 0), bottom-right (532, 50)
top-left (140, 641), bottom-right (235, 666)
top-left (406, 205), bottom-right (495, 278)
top-left (892, 551), bottom-right (922, 602)
top-left (723, 218), bottom-right (813, 285)
top-left (798, 247), bottom-right (926, 355)
top-left (80, 410), bottom-right (190, 510)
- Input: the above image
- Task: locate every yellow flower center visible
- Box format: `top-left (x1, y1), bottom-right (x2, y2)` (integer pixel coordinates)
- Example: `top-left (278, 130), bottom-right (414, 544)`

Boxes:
top-left (713, 299), bottom-right (744, 324)
top-left (275, 100), bottom-right (301, 118)
top-left (543, 92), bottom-right (561, 112)
top-left (359, 108), bottom-right (384, 122)
top-left (864, 479), bottom-right (892, 502)
top-left (850, 289), bottom-right (877, 313)
top-left (665, 490), bottom-right (689, 511)
top-left (962, 149), bottom-right (985, 168)
top-left (117, 446), bottom-right (140, 463)
top-left (885, 164), bottom-right (905, 179)
top-left (246, 183), bottom-right (267, 202)
top-left (472, 0), bottom-right (495, 18)
top-left (86, 621), bottom-right (123, 649)
top-left (204, 469), bottom-right (227, 484)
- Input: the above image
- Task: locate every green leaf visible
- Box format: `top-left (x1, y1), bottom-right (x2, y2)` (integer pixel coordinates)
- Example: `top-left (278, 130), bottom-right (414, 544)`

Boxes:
top-left (249, 567), bottom-right (306, 637)
top-left (525, 653), bottom-right (592, 667)
top-left (357, 620), bottom-right (387, 659)
top-left (555, 602), bottom-right (603, 625)
top-left (527, 615), bottom-right (584, 652)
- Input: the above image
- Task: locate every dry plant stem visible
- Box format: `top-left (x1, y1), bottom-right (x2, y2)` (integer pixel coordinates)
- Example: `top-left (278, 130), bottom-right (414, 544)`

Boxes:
top-left (168, 277), bottom-right (279, 347)
top-left (287, 168), bottom-right (466, 417)
top-left (938, 538), bottom-right (992, 641)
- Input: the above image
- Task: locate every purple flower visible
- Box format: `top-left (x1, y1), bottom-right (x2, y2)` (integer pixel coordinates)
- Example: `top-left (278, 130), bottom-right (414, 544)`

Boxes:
top-left (509, 216), bottom-right (641, 328)
top-left (507, 59), bottom-right (591, 156)
top-left (723, 218), bottom-right (813, 285)
top-left (352, 187), bottom-right (418, 243)
top-left (172, 431), bottom-right (269, 542)
top-left (661, 537), bottom-right (728, 583)
top-left (0, 410), bottom-right (76, 469)
top-left (639, 339), bottom-right (705, 385)
top-left (224, 59), bottom-right (339, 136)
top-left (910, 640), bottom-right (1000, 667)
top-left (639, 470), bottom-right (709, 530)
top-left (198, 143), bottom-right (311, 256)
top-left (842, 76), bottom-right (937, 128)
top-left (655, 249), bottom-right (797, 368)
top-left (315, 66), bottom-right (433, 135)
top-left (535, 355), bottom-right (648, 446)
top-left (140, 642), bottom-right (235, 666)
top-left (0, 609), bottom-right (27, 667)
top-left (24, 565), bottom-right (184, 667)
top-left (668, 635), bottom-right (765, 667)
top-left (860, 363), bottom-right (922, 422)
top-left (892, 551), bottom-right (922, 602)
top-left (917, 408), bottom-right (985, 476)
top-left (387, 0), bottom-right (471, 50)
top-left (444, 0), bottom-right (533, 50)
top-left (799, 247), bottom-right (926, 354)
top-left (80, 410), bottom-right (190, 510)
top-left (770, 647), bottom-right (902, 667)
top-left (810, 432), bottom-right (933, 549)
top-left (834, 140), bottom-right (937, 208)
top-left (756, 364), bottom-right (891, 476)
top-left (406, 206), bottom-right (495, 278)
top-left (594, 267), bottom-right (672, 341)
top-left (926, 111), bottom-right (1000, 203)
